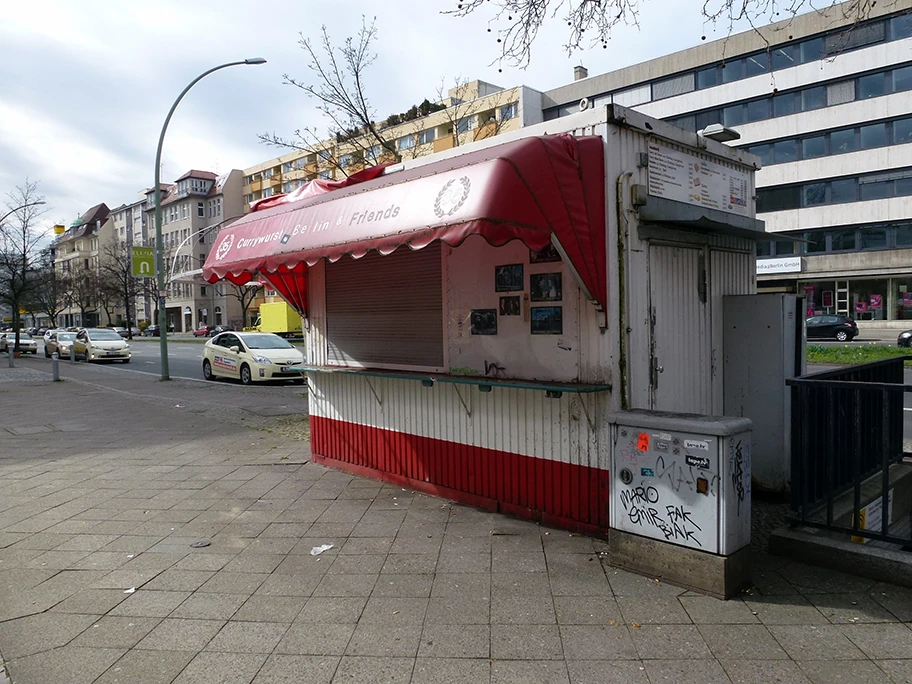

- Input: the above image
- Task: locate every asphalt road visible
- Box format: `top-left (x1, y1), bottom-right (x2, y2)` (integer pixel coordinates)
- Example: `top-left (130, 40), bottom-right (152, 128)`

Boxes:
top-left (29, 337), bottom-right (297, 384)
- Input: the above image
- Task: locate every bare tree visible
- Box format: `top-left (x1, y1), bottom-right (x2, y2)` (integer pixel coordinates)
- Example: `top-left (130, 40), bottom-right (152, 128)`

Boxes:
top-left (444, 0), bottom-right (884, 68)
top-left (226, 282), bottom-right (263, 330)
top-left (259, 16), bottom-right (401, 171)
top-left (27, 250), bottom-right (71, 328)
top-left (97, 241), bottom-right (146, 338)
top-left (0, 179), bottom-right (48, 352)
top-left (69, 267), bottom-right (100, 328)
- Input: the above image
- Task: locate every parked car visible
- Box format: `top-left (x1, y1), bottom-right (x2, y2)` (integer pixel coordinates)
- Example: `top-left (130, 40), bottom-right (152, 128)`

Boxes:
top-left (194, 324), bottom-right (233, 337)
top-left (44, 328), bottom-right (62, 343)
top-left (201, 331), bottom-right (305, 385)
top-left (806, 314), bottom-right (858, 342)
top-left (143, 324), bottom-right (175, 337)
top-left (0, 332), bottom-right (38, 353)
top-left (72, 328), bottom-right (131, 363)
top-left (45, 331), bottom-right (77, 358)
top-left (898, 330), bottom-right (912, 347)
top-left (118, 326), bottom-right (141, 339)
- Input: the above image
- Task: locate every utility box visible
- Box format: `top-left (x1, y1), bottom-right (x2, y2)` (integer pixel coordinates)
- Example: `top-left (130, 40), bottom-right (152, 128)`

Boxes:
top-left (608, 410), bottom-right (752, 598)
top-left (723, 294), bottom-right (805, 495)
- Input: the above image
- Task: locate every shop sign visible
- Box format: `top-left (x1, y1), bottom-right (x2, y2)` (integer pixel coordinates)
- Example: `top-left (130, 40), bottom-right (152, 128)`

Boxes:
top-left (756, 257), bottom-right (802, 275)
top-left (647, 142), bottom-right (751, 217)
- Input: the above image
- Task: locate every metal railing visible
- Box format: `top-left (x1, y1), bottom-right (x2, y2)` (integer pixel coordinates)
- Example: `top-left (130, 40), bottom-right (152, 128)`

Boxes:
top-left (787, 357), bottom-right (911, 545)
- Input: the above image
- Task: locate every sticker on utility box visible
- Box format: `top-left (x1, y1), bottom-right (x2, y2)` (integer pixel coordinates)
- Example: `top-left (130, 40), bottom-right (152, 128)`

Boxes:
top-left (686, 455), bottom-right (711, 470)
top-left (636, 432), bottom-right (650, 452)
top-left (640, 468), bottom-right (655, 477)
top-left (684, 439), bottom-right (709, 451)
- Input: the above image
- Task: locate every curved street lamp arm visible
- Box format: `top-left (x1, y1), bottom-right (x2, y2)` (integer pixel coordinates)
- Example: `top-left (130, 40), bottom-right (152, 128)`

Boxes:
top-left (153, 58), bottom-right (265, 381)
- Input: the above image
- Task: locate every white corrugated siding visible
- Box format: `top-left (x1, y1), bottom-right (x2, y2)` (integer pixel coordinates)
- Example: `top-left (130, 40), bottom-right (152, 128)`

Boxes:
top-left (309, 372), bottom-right (608, 470)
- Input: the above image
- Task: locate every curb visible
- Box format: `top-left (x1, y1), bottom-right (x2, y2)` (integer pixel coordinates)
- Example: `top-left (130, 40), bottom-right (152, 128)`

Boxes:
top-left (769, 525), bottom-right (912, 588)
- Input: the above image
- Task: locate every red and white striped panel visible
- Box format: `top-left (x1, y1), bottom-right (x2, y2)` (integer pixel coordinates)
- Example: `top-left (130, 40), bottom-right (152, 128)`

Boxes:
top-left (309, 373), bottom-right (611, 535)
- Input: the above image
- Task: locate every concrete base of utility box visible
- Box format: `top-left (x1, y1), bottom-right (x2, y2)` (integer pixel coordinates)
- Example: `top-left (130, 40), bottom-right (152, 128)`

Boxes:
top-left (609, 529), bottom-right (752, 600)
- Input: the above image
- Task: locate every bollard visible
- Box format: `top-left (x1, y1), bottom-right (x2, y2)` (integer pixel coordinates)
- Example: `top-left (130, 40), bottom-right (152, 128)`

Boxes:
top-left (70, 346), bottom-right (75, 364)
top-left (7, 347), bottom-right (12, 368)
top-left (52, 352), bottom-right (59, 381)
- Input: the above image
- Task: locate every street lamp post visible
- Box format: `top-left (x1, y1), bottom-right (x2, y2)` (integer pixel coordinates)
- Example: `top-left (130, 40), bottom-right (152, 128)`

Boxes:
top-left (154, 57), bottom-right (266, 381)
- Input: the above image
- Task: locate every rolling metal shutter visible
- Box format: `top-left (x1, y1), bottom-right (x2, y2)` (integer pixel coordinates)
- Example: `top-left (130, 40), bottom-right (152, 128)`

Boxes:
top-left (325, 244), bottom-right (444, 369)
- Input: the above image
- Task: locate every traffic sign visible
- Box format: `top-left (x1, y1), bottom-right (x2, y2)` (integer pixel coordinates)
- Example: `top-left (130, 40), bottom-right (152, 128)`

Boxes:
top-left (132, 247), bottom-right (155, 277)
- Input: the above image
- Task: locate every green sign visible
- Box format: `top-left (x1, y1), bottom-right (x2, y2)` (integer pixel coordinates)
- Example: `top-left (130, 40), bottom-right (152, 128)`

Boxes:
top-left (132, 247), bottom-right (155, 278)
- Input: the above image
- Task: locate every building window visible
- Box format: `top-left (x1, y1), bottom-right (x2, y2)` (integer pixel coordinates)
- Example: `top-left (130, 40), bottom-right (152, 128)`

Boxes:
top-left (318, 171), bottom-right (331, 180)
top-left (858, 72), bottom-right (887, 99)
top-left (262, 187), bottom-right (274, 198)
top-left (832, 180), bottom-right (857, 205)
top-left (499, 102), bottom-right (518, 121)
top-left (456, 117), bottom-right (475, 134)
top-left (282, 162), bottom-right (294, 173)
top-left (771, 44), bottom-right (799, 70)
top-left (892, 14), bottom-right (912, 40)
top-left (397, 135), bottom-right (415, 151)
top-left (860, 226), bottom-right (888, 250)
top-left (197, 201), bottom-right (204, 217)
top-left (773, 139), bottom-right (798, 164)
top-left (282, 181), bottom-right (295, 193)
top-left (860, 123), bottom-right (888, 149)
top-left (417, 129), bottom-right (435, 145)
top-left (803, 183), bottom-right (827, 206)
top-left (894, 65), bottom-right (912, 92)
top-left (696, 67), bottom-right (720, 89)
top-left (339, 154), bottom-right (353, 168)
top-left (366, 144), bottom-right (381, 162)
top-left (802, 136), bottom-right (826, 159)
top-left (829, 128), bottom-right (856, 154)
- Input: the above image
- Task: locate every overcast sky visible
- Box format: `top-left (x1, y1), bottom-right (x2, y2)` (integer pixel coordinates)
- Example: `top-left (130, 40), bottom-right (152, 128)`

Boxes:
top-left (1, 1), bottom-right (783, 233)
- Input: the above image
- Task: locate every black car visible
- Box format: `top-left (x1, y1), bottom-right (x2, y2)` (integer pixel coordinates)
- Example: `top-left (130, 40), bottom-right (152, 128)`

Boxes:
top-left (143, 324), bottom-right (175, 336)
top-left (898, 330), bottom-right (912, 347)
top-left (806, 314), bottom-right (858, 341)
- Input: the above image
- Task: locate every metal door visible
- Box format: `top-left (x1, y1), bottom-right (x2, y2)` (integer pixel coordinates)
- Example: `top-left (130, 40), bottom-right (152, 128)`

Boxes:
top-left (648, 244), bottom-right (711, 413)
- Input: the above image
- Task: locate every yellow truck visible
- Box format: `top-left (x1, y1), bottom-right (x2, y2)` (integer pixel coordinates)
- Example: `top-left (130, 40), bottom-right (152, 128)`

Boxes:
top-left (246, 301), bottom-right (303, 338)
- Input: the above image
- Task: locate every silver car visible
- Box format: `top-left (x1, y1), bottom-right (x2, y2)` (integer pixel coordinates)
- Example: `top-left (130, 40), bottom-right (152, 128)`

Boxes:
top-left (45, 331), bottom-right (77, 359)
top-left (0, 332), bottom-right (38, 354)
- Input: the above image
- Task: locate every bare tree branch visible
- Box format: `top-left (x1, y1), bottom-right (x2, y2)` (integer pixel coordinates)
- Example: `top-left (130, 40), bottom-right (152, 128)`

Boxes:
top-left (443, 0), bottom-right (884, 68)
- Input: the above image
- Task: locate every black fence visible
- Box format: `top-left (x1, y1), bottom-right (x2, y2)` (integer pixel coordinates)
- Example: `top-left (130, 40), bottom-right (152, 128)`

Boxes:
top-left (787, 357), bottom-right (910, 544)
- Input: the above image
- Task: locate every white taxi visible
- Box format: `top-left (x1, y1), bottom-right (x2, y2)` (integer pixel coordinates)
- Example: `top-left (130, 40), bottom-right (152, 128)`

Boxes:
top-left (202, 331), bottom-right (305, 385)
top-left (73, 328), bottom-right (131, 363)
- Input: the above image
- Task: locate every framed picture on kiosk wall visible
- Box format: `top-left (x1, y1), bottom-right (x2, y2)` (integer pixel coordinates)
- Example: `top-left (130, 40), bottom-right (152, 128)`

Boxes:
top-left (530, 273), bottom-right (562, 302)
top-left (494, 264), bottom-right (523, 292)
top-left (530, 244), bottom-right (561, 263)
top-left (531, 306), bottom-right (562, 335)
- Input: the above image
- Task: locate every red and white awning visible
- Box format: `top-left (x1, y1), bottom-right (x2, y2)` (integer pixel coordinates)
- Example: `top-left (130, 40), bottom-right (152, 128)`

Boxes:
top-left (203, 134), bottom-right (606, 316)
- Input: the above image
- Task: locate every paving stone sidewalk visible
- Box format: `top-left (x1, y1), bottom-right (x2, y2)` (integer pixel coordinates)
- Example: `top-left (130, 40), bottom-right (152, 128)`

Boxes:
top-left (1, 365), bottom-right (911, 683)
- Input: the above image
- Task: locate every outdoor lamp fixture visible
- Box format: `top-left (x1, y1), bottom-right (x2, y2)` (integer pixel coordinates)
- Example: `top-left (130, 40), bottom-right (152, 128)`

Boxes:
top-left (699, 123), bottom-right (741, 143)
top-left (153, 57), bottom-right (266, 381)
top-left (0, 200), bottom-right (47, 226)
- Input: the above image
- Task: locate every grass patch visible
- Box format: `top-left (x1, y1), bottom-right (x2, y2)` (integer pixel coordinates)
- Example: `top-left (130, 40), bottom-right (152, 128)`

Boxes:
top-left (807, 343), bottom-right (912, 365)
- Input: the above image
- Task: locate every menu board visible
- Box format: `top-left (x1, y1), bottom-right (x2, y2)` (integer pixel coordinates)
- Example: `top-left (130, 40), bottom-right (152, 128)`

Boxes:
top-left (647, 142), bottom-right (751, 217)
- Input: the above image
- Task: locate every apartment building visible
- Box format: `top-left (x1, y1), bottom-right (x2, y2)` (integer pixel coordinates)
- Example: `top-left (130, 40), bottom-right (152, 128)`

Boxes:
top-left (109, 196), bottom-right (149, 323)
top-left (241, 80), bottom-right (542, 212)
top-left (54, 202), bottom-right (112, 328)
top-left (141, 169), bottom-right (245, 332)
top-left (542, 1), bottom-right (912, 323)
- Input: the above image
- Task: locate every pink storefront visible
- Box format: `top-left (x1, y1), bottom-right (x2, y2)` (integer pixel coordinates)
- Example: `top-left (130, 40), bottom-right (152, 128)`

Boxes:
top-left (204, 105), bottom-right (763, 538)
